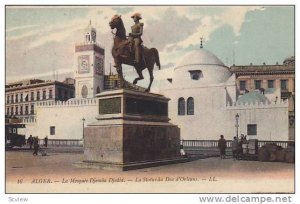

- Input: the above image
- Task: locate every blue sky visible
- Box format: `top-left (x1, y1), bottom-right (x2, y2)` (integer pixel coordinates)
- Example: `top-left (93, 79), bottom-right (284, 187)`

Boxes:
top-left (6, 6), bottom-right (294, 82)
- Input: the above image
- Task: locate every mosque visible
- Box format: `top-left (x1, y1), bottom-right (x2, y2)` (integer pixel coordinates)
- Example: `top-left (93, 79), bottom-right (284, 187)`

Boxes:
top-left (153, 48), bottom-right (289, 141)
top-left (15, 23), bottom-right (290, 144)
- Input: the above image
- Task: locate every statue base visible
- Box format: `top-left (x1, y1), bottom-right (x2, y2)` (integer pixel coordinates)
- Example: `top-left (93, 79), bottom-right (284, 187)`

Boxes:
top-left (75, 157), bottom-right (188, 171)
top-left (76, 89), bottom-right (184, 171)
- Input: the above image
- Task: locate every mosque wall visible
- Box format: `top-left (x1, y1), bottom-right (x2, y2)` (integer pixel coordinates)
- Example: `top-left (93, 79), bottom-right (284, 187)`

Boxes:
top-left (163, 85), bottom-right (229, 140)
top-left (23, 99), bottom-right (99, 140)
top-left (22, 86), bottom-right (289, 142)
top-left (162, 85), bottom-right (289, 141)
top-left (226, 100), bottom-right (289, 141)
top-left (224, 74), bottom-right (238, 105)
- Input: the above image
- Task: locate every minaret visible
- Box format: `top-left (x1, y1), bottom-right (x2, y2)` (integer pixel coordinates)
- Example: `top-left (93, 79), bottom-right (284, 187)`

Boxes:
top-left (85, 20), bottom-right (97, 43)
top-left (74, 21), bottom-right (105, 99)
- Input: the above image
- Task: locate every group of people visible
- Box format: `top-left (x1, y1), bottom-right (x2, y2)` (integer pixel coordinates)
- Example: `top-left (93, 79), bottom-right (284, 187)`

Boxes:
top-left (218, 134), bottom-right (248, 159)
top-left (232, 134), bottom-right (248, 159)
top-left (27, 135), bottom-right (48, 156)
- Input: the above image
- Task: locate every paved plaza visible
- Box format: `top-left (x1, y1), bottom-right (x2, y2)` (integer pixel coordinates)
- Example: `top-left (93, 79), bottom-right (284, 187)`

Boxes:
top-left (6, 149), bottom-right (294, 193)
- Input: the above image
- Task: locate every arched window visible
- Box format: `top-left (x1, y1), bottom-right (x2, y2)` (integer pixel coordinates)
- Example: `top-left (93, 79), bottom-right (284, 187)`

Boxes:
top-left (178, 98), bottom-right (185, 115)
top-left (187, 97), bottom-right (194, 115)
top-left (86, 33), bottom-right (90, 42)
top-left (81, 85), bottom-right (88, 98)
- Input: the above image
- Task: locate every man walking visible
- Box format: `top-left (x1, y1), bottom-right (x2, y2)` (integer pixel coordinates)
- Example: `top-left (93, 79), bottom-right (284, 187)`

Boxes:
top-left (232, 136), bottom-right (239, 160)
top-left (44, 136), bottom-right (48, 147)
top-left (27, 135), bottom-right (33, 150)
top-left (33, 136), bottom-right (39, 156)
top-left (218, 135), bottom-right (227, 159)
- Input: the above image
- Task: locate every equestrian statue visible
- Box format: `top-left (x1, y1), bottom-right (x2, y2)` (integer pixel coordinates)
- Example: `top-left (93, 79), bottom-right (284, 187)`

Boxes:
top-left (109, 13), bottom-right (160, 92)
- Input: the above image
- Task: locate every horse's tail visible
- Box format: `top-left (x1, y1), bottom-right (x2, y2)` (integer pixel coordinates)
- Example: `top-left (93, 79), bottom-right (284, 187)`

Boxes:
top-left (150, 48), bottom-right (161, 70)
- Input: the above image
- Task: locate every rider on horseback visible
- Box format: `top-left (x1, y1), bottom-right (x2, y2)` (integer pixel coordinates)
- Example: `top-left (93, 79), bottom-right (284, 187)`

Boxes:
top-left (109, 14), bottom-right (160, 92)
top-left (128, 13), bottom-right (144, 66)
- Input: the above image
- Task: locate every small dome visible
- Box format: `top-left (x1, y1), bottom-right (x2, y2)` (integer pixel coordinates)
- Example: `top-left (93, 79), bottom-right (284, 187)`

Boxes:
top-left (176, 49), bottom-right (225, 68)
top-left (237, 91), bottom-right (270, 104)
top-left (172, 49), bottom-right (231, 87)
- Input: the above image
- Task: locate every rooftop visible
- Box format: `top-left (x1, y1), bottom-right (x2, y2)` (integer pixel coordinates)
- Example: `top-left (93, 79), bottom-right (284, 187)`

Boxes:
top-left (230, 56), bottom-right (295, 73)
top-left (175, 49), bottom-right (226, 69)
top-left (230, 64), bottom-right (294, 73)
top-left (5, 78), bottom-right (75, 91)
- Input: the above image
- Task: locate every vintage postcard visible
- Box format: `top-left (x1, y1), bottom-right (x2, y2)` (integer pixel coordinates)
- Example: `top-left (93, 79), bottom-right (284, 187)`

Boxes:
top-left (4, 5), bottom-right (295, 196)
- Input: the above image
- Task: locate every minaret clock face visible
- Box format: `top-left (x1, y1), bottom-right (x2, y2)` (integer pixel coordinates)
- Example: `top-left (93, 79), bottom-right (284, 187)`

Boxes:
top-left (78, 55), bottom-right (90, 73)
top-left (95, 56), bottom-right (104, 75)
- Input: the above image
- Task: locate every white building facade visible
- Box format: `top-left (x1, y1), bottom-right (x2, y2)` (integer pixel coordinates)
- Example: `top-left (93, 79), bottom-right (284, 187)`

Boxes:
top-left (24, 99), bottom-right (98, 142)
top-left (155, 49), bottom-right (289, 141)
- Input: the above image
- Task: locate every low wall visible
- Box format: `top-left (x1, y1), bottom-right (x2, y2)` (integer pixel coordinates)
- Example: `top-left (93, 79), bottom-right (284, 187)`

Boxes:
top-left (182, 139), bottom-right (290, 156)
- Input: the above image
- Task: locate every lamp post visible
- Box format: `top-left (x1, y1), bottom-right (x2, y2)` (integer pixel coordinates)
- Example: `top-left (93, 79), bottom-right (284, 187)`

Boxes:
top-left (82, 118), bottom-right (85, 140)
top-left (235, 113), bottom-right (239, 139)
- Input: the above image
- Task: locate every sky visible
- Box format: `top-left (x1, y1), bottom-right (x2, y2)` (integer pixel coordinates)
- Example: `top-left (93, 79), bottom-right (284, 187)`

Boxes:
top-left (5, 6), bottom-right (294, 83)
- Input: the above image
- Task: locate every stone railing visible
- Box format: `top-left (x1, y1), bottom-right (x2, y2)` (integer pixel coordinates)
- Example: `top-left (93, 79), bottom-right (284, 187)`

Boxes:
top-left (38, 139), bottom-right (83, 147)
top-left (22, 118), bottom-right (37, 124)
top-left (182, 139), bottom-right (290, 150)
top-left (36, 98), bottom-right (97, 107)
top-left (226, 99), bottom-right (288, 109)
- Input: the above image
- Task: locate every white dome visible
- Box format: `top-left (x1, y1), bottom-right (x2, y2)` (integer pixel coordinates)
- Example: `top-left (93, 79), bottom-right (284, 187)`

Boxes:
top-left (176, 49), bottom-right (225, 68)
top-left (172, 49), bottom-right (231, 87)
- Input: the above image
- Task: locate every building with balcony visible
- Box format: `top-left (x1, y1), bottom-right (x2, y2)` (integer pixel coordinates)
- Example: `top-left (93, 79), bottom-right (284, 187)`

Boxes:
top-left (5, 79), bottom-right (75, 119)
top-left (230, 57), bottom-right (295, 110)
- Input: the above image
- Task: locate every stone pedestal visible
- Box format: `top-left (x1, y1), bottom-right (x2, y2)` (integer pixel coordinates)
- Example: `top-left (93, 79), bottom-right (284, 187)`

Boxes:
top-left (77, 89), bottom-right (183, 171)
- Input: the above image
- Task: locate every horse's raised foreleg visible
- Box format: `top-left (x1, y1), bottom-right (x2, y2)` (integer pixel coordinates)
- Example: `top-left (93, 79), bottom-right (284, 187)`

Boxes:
top-left (115, 63), bottom-right (125, 88)
top-left (133, 68), bottom-right (144, 85)
top-left (145, 66), bottom-right (154, 92)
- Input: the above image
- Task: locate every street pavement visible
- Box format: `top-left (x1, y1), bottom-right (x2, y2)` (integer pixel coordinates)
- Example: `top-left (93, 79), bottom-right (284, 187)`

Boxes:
top-left (5, 150), bottom-right (294, 193)
top-left (6, 146), bottom-right (83, 153)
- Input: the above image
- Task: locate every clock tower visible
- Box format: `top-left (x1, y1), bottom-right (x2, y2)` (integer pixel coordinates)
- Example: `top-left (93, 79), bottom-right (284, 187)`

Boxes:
top-left (74, 21), bottom-right (105, 99)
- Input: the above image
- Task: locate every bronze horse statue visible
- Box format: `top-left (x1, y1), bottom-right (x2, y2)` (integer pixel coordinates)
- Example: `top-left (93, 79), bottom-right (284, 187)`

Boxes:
top-left (109, 15), bottom-right (160, 92)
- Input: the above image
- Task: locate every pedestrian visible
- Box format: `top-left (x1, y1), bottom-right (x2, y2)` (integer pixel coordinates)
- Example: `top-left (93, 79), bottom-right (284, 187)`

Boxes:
top-left (33, 136), bottom-right (39, 156)
top-left (232, 136), bottom-right (239, 160)
top-left (44, 136), bottom-right (48, 147)
top-left (27, 135), bottom-right (33, 150)
top-left (240, 134), bottom-right (247, 143)
top-left (180, 144), bottom-right (187, 158)
top-left (218, 135), bottom-right (227, 159)
top-left (244, 135), bottom-right (248, 142)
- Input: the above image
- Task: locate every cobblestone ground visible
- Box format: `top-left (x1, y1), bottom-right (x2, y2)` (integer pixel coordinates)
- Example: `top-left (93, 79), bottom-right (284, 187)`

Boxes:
top-left (6, 150), bottom-right (294, 193)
